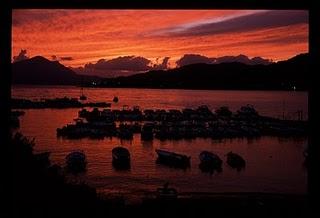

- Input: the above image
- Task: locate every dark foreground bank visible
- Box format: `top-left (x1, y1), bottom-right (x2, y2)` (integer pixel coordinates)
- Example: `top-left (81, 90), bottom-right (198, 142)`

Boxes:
top-left (10, 132), bottom-right (312, 218)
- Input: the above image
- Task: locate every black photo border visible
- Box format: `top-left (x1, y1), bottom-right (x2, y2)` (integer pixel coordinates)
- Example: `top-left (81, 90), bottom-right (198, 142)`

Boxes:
top-left (1, 0), bottom-right (319, 217)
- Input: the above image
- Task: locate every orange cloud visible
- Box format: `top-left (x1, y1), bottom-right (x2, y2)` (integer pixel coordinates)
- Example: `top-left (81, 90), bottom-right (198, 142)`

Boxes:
top-left (12, 9), bottom-right (308, 69)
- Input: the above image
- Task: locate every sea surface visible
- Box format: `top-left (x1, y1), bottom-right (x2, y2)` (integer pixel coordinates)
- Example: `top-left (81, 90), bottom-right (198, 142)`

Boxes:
top-left (12, 85), bottom-right (308, 202)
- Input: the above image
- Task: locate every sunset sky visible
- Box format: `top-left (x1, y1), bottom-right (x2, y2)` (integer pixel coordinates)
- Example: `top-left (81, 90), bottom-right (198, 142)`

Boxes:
top-left (12, 10), bottom-right (308, 76)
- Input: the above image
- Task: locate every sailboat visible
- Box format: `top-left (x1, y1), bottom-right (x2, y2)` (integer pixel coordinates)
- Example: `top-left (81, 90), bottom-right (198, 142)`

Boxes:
top-left (79, 76), bottom-right (87, 100)
top-left (113, 96), bottom-right (119, 103)
top-left (79, 87), bottom-right (87, 100)
top-left (80, 80), bottom-right (87, 101)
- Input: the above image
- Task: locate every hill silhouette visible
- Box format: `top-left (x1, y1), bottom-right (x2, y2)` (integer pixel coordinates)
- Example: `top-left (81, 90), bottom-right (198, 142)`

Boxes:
top-left (12, 54), bottom-right (308, 90)
top-left (12, 56), bottom-right (80, 85)
top-left (97, 53), bottom-right (308, 90)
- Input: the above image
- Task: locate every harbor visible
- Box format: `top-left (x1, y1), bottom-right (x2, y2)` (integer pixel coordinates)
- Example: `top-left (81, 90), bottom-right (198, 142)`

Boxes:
top-left (12, 86), bottom-right (308, 202)
top-left (9, 8), bottom-right (311, 217)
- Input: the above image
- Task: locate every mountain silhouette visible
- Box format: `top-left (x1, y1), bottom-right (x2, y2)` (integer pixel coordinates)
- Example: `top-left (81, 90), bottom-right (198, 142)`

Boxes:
top-left (98, 53), bottom-right (308, 90)
top-left (12, 54), bottom-right (308, 90)
top-left (12, 56), bottom-right (81, 85)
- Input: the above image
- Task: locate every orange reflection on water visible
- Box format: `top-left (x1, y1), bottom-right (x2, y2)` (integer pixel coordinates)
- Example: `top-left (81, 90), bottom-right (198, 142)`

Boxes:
top-left (13, 87), bottom-right (308, 199)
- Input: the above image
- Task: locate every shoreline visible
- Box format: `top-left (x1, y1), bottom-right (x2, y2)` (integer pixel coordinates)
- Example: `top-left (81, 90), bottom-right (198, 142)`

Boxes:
top-left (97, 190), bottom-right (308, 204)
top-left (11, 83), bottom-right (309, 92)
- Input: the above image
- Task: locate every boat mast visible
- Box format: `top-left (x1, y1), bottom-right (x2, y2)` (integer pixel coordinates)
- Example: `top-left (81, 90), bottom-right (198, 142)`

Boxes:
top-left (80, 76), bottom-right (84, 95)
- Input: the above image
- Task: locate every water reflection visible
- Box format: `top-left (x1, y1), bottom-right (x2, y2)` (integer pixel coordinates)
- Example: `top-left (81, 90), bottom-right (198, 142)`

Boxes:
top-left (12, 86), bottom-right (309, 120)
top-left (199, 163), bottom-right (223, 175)
top-left (142, 139), bottom-right (153, 148)
top-left (112, 162), bottom-right (131, 171)
top-left (14, 88), bottom-right (308, 196)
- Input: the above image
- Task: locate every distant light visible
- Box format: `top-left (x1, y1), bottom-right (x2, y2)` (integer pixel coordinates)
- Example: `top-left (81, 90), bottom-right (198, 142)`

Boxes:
top-left (293, 86), bottom-right (296, 91)
top-left (92, 82), bottom-right (96, 86)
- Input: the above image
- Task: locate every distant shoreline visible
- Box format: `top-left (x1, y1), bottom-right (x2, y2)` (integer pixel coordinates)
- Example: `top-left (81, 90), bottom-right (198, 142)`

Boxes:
top-left (11, 84), bottom-right (308, 92)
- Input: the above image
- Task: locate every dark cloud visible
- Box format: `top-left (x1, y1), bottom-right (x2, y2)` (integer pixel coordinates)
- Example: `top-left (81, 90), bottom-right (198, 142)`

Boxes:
top-left (212, 55), bottom-right (251, 64)
top-left (157, 10), bottom-right (308, 37)
top-left (13, 49), bottom-right (29, 63)
top-left (86, 56), bottom-right (152, 72)
top-left (72, 53), bottom-right (272, 77)
top-left (60, 57), bottom-right (73, 61)
top-left (213, 54), bottom-right (272, 65)
top-left (176, 54), bottom-right (213, 67)
top-left (219, 34), bottom-right (308, 49)
top-left (51, 55), bottom-right (73, 61)
top-left (12, 10), bottom-right (71, 26)
top-left (153, 57), bottom-right (170, 70)
top-left (73, 56), bottom-right (170, 77)
top-left (246, 34), bottom-right (308, 45)
top-left (176, 54), bottom-right (272, 67)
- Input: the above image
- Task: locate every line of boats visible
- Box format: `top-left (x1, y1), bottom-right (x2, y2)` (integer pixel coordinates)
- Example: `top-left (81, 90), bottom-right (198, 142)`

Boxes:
top-left (65, 147), bottom-right (246, 174)
top-left (78, 105), bottom-right (254, 122)
top-left (57, 105), bottom-right (307, 140)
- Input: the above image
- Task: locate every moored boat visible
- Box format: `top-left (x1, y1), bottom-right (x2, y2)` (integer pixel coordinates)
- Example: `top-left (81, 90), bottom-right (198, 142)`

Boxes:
top-left (155, 149), bottom-right (190, 168)
top-left (65, 150), bottom-right (87, 173)
top-left (199, 151), bottom-right (222, 172)
top-left (113, 96), bottom-right (119, 103)
top-left (79, 94), bottom-right (87, 101)
top-left (112, 146), bottom-right (130, 169)
top-left (79, 87), bottom-right (87, 100)
top-left (117, 125), bottom-right (134, 139)
top-left (226, 151), bottom-right (246, 170)
top-left (141, 122), bottom-right (154, 140)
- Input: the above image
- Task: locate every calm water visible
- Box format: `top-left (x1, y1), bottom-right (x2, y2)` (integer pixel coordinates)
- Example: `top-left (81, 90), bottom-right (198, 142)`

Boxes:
top-left (12, 85), bottom-right (308, 120)
top-left (12, 85), bottom-right (308, 202)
